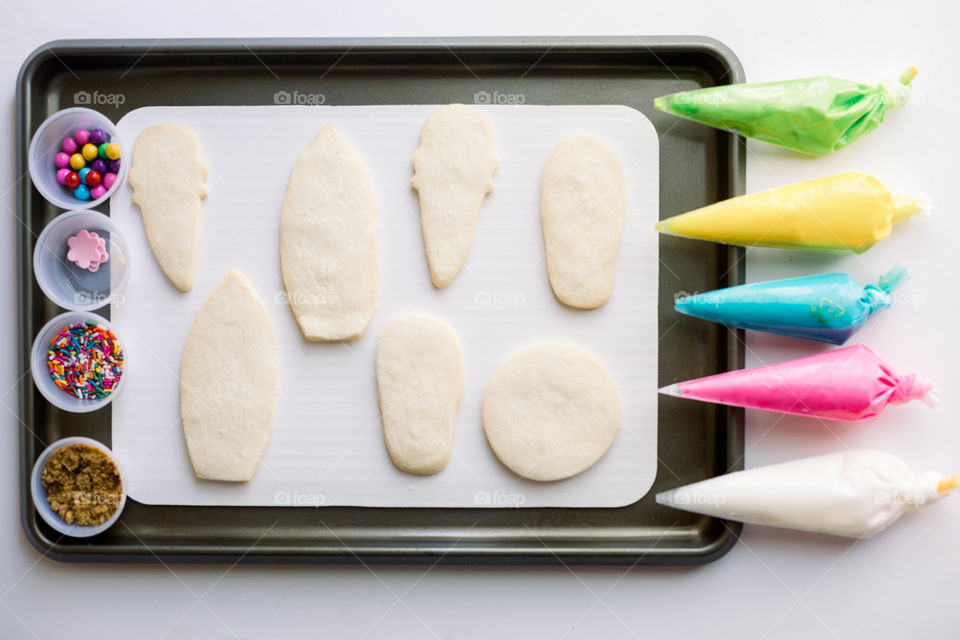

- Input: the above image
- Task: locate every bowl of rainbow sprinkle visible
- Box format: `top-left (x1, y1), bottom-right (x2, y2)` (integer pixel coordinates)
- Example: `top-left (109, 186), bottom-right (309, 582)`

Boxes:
top-left (31, 311), bottom-right (127, 413)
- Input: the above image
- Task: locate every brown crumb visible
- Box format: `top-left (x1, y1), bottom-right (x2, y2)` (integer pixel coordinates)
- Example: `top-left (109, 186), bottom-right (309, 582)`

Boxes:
top-left (40, 443), bottom-right (122, 526)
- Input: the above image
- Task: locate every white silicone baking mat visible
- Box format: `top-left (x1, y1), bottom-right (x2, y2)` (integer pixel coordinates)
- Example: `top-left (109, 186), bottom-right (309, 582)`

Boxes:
top-left (110, 104), bottom-right (659, 507)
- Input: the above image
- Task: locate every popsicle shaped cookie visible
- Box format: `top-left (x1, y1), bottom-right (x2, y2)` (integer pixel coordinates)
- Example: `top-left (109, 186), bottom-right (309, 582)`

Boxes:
top-left (129, 123), bottom-right (208, 292)
top-left (411, 104), bottom-right (498, 288)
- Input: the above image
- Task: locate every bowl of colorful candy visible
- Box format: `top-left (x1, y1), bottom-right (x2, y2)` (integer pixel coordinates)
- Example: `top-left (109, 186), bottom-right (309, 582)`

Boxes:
top-left (28, 107), bottom-right (127, 210)
top-left (31, 311), bottom-right (127, 413)
top-left (34, 210), bottom-right (132, 311)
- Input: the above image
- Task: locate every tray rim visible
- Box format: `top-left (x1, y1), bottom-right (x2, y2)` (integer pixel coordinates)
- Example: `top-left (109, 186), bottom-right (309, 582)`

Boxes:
top-left (17, 35), bottom-right (746, 565)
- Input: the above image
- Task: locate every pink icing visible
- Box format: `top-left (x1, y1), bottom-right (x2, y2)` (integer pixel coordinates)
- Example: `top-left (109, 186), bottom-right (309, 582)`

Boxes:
top-left (672, 344), bottom-right (932, 423)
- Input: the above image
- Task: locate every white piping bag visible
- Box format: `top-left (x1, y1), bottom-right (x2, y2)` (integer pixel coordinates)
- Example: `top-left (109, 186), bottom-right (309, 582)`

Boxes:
top-left (656, 450), bottom-right (957, 538)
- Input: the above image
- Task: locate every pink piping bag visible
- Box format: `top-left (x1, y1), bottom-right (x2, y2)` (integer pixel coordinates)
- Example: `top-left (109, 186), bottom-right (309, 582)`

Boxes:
top-left (659, 344), bottom-right (937, 422)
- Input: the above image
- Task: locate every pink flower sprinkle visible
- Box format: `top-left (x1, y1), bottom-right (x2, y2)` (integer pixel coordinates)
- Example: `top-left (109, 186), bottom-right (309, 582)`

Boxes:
top-left (66, 229), bottom-right (109, 272)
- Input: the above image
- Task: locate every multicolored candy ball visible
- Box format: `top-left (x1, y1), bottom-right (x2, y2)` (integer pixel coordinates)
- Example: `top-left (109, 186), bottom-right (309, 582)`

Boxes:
top-left (102, 172), bottom-right (117, 190)
top-left (108, 158), bottom-right (121, 174)
top-left (56, 168), bottom-right (71, 185)
top-left (69, 154), bottom-right (85, 170)
top-left (61, 137), bottom-right (78, 154)
top-left (89, 129), bottom-right (107, 145)
top-left (90, 158), bottom-right (107, 174)
top-left (105, 142), bottom-right (121, 160)
top-left (74, 129), bottom-right (90, 145)
top-left (81, 143), bottom-right (99, 162)
top-left (54, 152), bottom-right (70, 169)
top-left (73, 184), bottom-right (90, 200)
top-left (85, 170), bottom-right (102, 187)
top-left (90, 185), bottom-right (107, 200)
top-left (64, 171), bottom-right (81, 189)
top-left (78, 167), bottom-right (91, 183)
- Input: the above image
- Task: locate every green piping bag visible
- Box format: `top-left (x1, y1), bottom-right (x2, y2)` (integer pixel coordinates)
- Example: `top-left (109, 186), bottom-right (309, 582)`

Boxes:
top-left (654, 67), bottom-right (917, 155)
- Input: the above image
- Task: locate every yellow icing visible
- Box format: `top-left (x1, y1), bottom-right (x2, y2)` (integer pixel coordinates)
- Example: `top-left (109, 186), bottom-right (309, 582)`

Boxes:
top-left (656, 172), bottom-right (920, 254)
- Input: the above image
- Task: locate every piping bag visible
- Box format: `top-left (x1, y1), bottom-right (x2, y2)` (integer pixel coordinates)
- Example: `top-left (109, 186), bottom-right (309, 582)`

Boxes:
top-left (656, 450), bottom-right (957, 538)
top-left (653, 67), bottom-right (916, 155)
top-left (655, 172), bottom-right (927, 254)
top-left (675, 266), bottom-right (909, 345)
top-left (660, 344), bottom-right (937, 422)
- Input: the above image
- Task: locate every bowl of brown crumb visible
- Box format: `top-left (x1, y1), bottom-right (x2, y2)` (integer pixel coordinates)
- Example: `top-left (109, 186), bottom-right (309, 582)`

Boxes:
top-left (30, 437), bottom-right (127, 537)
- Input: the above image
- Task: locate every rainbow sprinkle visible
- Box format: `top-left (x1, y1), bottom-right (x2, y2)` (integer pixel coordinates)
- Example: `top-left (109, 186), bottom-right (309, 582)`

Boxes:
top-left (47, 322), bottom-right (123, 400)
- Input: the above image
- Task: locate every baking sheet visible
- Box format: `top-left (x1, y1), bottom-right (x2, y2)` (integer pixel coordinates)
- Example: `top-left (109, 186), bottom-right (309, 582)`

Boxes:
top-left (109, 104), bottom-right (659, 508)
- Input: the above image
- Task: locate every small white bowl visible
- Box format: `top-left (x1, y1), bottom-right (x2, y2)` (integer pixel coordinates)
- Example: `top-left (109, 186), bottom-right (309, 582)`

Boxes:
top-left (31, 311), bottom-right (128, 413)
top-left (33, 210), bottom-right (132, 311)
top-left (31, 436), bottom-right (127, 538)
top-left (28, 107), bottom-right (128, 210)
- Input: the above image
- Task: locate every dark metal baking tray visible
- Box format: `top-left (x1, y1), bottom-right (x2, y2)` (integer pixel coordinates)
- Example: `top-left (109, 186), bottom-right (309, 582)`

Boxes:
top-left (17, 36), bottom-right (745, 564)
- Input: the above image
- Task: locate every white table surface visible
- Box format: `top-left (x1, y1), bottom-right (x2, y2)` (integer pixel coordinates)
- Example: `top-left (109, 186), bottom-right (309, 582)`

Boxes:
top-left (2, 1), bottom-right (958, 638)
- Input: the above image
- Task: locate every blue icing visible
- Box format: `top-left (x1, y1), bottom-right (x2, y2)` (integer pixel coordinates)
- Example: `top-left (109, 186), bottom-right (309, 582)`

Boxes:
top-left (675, 268), bottom-right (906, 345)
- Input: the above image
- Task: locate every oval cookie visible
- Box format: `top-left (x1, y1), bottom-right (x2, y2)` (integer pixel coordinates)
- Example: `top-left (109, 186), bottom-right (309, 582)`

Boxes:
top-left (540, 135), bottom-right (626, 309)
top-left (376, 314), bottom-right (464, 475)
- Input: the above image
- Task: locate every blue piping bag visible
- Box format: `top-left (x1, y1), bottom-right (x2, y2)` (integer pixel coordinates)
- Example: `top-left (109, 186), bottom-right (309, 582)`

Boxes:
top-left (674, 266), bottom-right (909, 345)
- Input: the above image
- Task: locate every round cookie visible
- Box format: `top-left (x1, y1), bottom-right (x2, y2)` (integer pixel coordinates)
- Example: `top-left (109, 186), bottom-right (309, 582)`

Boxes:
top-left (482, 344), bottom-right (620, 481)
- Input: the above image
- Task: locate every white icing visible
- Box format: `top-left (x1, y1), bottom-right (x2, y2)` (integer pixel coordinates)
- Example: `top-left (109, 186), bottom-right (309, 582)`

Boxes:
top-left (656, 450), bottom-right (953, 538)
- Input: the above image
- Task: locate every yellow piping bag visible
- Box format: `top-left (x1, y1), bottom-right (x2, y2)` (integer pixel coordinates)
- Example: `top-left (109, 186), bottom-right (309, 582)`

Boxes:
top-left (655, 172), bottom-right (928, 254)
